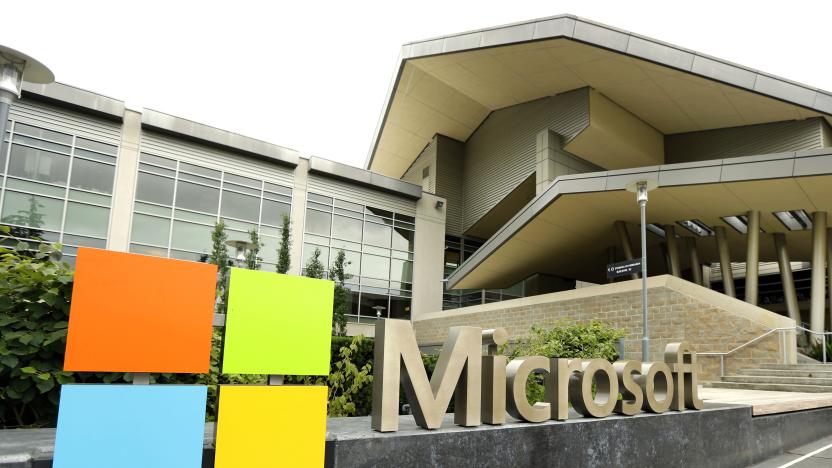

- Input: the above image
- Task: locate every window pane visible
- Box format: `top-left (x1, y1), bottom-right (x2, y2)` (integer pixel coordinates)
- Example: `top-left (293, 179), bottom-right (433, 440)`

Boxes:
top-left (75, 137), bottom-right (118, 156)
top-left (302, 243), bottom-right (329, 271)
top-left (261, 235), bottom-right (278, 263)
top-left (1, 192), bottom-right (64, 231)
top-left (69, 189), bottom-right (111, 206)
top-left (361, 254), bottom-right (390, 280)
top-left (13, 134), bottom-right (71, 154)
top-left (332, 215), bottom-right (362, 243)
top-left (264, 182), bottom-right (291, 196)
top-left (140, 153), bottom-right (176, 169)
top-left (343, 250), bottom-right (361, 277)
top-left (179, 162), bottom-right (220, 179)
top-left (175, 181), bottom-right (219, 213)
top-left (5, 178), bottom-right (66, 198)
top-left (363, 222), bottom-right (391, 248)
top-left (14, 123), bottom-right (73, 144)
top-left (392, 226), bottom-right (414, 251)
top-left (131, 214), bottom-right (170, 246)
top-left (223, 182), bottom-right (259, 196)
top-left (389, 296), bottom-right (411, 320)
top-left (171, 221), bottom-right (213, 253)
top-left (136, 172), bottom-right (175, 205)
top-left (359, 293), bottom-right (389, 318)
top-left (8, 144), bottom-right (70, 184)
top-left (64, 203), bottom-right (110, 237)
top-left (366, 207), bottom-right (394, 219)
top-left (390, 259), bottom-right (413, 283)
top-left (308, 193), bottom-right (332, 205)
top-left (179, 172), bottom-right (221, 187)
top-left (70, 158), bottom-right (115, 194)
top-left (62, 234), bottom-right (106, 248)
top-left (224, 173), bottom-right (259, 188)
top-left (305, 209), bottom-right (331, 236)
top-left (261, 199), bottom-right (290, 226)
top-left (75, 149), bottom-right (115, 163)
top-left (170, 250), bottom-right (208, 263)
top-left (130, 243), bottom-right (167, 258)
top-left (221, 190), bottom-right (260, 222)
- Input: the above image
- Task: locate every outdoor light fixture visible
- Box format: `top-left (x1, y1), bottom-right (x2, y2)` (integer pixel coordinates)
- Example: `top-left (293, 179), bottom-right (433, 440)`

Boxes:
top-left (646, 224), bottom-right (666, 238)
top-left (677, 219), bottom-right (714, 237)
top-left (625, 179), bottom-right (657, 362)
top-left (226, 240), bottom-right (257, 268)
top-left (372, 305), bottom-right (386, 319)
top-left (773, 210), bottom-right (812, 231)
top-left (722, 215), bottom-right (766, 235)
top-left (0, 45), bottom-right (54, 139)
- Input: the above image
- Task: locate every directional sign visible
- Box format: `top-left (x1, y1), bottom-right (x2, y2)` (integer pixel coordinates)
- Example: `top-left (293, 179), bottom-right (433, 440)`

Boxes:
top-left (606, 259), bottom-right (642, 279)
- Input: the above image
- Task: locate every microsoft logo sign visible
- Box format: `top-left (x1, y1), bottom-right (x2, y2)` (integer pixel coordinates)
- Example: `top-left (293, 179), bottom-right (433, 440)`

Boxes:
top-left (53, 248), bottom-right (334, 467)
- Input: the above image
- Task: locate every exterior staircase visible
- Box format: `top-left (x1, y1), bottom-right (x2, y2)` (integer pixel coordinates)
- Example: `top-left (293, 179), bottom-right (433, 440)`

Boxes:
top-left (705, 364), bottom-right (832, 393)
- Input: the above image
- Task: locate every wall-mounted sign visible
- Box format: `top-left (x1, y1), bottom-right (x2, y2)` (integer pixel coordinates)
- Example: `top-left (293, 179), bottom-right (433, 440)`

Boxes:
top-left (371, 320), bottom-right (702, 432)
top-left (606, 259), bottom-right (643, 279)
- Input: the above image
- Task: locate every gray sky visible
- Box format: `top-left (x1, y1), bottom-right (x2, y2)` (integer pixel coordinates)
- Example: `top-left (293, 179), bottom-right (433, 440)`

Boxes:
top-left (4, 1), bottom-right (830, 169)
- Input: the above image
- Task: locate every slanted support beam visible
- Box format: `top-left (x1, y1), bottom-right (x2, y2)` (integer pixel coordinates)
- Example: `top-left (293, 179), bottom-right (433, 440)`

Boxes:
top-left (774, 233), bottom-right (801, 324)
top-left (686, 237), bottom-right (702, 285)
top-left (614, 221), bottom-right (638, 280)
top-left (745, 210), bottom-right (760, 306)
top-left (664, 225), bottom-right (681, 277)
top-left (811, 212), bottom-right (827, 338)
top-left (714, 226), bottom-right (735, 298)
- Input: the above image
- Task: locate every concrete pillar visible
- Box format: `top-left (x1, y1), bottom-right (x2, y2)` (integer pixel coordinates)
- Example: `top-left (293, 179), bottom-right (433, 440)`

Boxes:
top-left (664, 225), bottom-right (681, 277)
top-left (686, 237), bottom-right (702, 285)
top-left (614, 221), bottom-right (638, 280)
top-left (106, 109), bottom-right (142, 252)
top-left (810, 212), bottom-right (827, 336)
top-left (534, 129), bottom-right (575, 195)
top-left (410, 193), bottom-right (447, 320)
top-left (287, 158), bottom-right (309, 276)
top-left (714, 226), bottom-right (735, 298)
top-left (828, 228), bottom-right (832, 330)
top-left (774, 233), bottom-right (801, 324)
top-left (745, 210), bottom-right (760, 306)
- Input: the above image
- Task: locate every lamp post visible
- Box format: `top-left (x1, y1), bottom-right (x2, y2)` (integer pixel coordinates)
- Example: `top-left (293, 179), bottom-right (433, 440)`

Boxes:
top-left (372, 305), bottom-right (386, 320)
top-left (226, 240), bottom-right (257, 268)
top-left (625, 180), bottom-right (657, 362)
top-left (0, 45), bottom-right (54, 139)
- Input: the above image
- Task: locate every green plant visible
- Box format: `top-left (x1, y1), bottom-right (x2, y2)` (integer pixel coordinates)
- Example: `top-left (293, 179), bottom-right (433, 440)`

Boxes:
top-left (276, 214), bottom-right (291, 274)
top-left (808, 339), bottom-right (832, 362)
top-left (329, 250), bottom-right (351, 336)
top-left (507, 321), bottom-right (625, 404)
top-left (244, 229), bottom-right (263, 271)
top-left (304, 247), bottom-right (325, 280)
top-left (0, 233), bottom-right (83, 427)
top-left (208, 220), bottom-right (230, 314)
top-left (293, 335), bottom-right (373, 417)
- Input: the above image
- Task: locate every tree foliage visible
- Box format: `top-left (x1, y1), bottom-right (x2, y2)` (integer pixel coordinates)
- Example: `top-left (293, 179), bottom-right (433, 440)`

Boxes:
top-left (276, 214), bottom-right (291, 274)
top-left (244, 229), bottom-right (263, 271)
top-left (304, 247), bottom-right (326, 280)
top-left (329, 250), bottom-right (351, 336)
top-left (208, 221), bottom-right (230, 313)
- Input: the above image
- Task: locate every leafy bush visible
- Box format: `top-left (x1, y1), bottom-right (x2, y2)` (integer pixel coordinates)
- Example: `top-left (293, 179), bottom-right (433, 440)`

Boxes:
top-left (507, 321), bottom-right (625, 403)
top-left (808, 338), bottom-right (832, 362)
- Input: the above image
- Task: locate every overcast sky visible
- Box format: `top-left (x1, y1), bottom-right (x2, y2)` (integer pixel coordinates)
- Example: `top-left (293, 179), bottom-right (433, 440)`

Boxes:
top-left (3, 1), bottom-right (829, 168)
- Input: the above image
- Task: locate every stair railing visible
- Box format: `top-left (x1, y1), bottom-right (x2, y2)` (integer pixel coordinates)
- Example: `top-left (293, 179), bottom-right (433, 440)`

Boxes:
top-left (698, 325), bottom-right (832, 378)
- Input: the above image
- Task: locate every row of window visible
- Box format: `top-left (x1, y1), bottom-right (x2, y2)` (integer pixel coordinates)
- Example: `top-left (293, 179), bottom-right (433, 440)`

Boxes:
top-left (442, 235), bottom-right (524, 310)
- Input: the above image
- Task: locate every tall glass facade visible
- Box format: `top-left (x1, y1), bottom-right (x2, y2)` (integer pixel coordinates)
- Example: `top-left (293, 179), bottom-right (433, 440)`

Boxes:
top-left (443, 235), bottom-right (523, 309)
top-left (0, 121), bottom-right (119, 263)
top-left (129, 152), bottom-right (292, 269)
top-left (302, 193), bottom-right (415, 321)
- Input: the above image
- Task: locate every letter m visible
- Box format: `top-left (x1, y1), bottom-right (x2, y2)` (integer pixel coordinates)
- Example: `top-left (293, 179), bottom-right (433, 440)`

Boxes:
top-left (371, 319), bottom-right (482, 432)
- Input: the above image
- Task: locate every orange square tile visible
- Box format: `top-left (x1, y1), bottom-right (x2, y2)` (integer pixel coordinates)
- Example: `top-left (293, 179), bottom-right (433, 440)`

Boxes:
top-left (64, 248), bottom-right (217, 373)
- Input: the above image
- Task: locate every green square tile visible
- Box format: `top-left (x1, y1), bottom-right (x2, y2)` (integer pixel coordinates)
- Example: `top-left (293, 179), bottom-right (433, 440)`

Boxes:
top-left (222, 269), bottom-right (333, 375)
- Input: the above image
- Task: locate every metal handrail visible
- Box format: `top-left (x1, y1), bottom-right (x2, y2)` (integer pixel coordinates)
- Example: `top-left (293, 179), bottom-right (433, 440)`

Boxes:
top-left (698, 325), bottom-right (832, 377)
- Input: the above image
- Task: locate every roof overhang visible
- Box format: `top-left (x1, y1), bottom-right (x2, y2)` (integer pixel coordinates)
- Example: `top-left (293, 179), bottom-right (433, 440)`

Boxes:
top-left (446, 148), bottom-right (832, 289)
top-left (367, 14), bottom-right (832, 177)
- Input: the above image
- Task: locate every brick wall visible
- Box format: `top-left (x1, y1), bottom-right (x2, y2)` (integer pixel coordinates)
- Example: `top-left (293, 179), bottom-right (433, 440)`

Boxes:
top-left (414, 275), bottom-right (796, 380)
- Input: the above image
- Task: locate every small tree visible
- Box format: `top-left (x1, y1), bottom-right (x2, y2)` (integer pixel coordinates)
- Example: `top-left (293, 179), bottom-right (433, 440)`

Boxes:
top-left (244, 229), bottom-right (262, 271)
top-left (208, 221), bottom-right (230, 314)
top-left (304, 247), bottom-right (325, 280)
top-left (329, 249), bottom-right (352, 336)
top-left (276, 214), bottom-right (291, 274)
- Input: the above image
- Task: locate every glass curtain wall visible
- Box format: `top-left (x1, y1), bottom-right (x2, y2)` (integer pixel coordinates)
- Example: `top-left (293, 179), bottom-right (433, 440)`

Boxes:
top-left (129, 152), bottom-right (292, 270)
top-left (302, 193), bottom-right (414, 322)
top-left (442, 235), bottom-right (524, 310)
top-left (0, 121), bottom-right (119, 263)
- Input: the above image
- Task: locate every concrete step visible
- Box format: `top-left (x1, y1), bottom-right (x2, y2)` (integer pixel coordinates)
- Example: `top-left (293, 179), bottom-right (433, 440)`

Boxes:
top-left (740, 368), bottom-right (832, 378)
top-left (757, 364), bottom-right (832, 371)
top-left (703, 381), bottom-right (832, 393)
top-left (722, 375), bottom-right (832, 386)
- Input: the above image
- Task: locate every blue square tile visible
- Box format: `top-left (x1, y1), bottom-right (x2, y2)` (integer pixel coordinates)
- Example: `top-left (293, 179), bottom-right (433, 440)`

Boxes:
top-left (54, 385), bottom-right (207, 468)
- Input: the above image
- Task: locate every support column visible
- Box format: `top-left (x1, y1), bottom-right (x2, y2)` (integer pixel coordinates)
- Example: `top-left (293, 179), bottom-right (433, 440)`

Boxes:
top-left (287, 158), bottom-right (309, 276)
top-left (664, 225), bottom-right (681, 277)
top-left (614, 221), bottom-right (638, 280)
top-left (714, 226), bottom-right (735, 298)
top-left (810, 212), bottom-right (827, 337)
top-left (745, 210), bottom-right (760, 306)
top-left (774, 233), bottom-right (801, 324)
top-left (106, 109), bottom-right (142, 252)
top-left (686, 237), bottom-right (702, 285)
top-left (534, 130), bottom-right (572, 195)
top-left (828, 228), bottom-right (832, 331)
top-left (411, 193), bottom-right (447, 320)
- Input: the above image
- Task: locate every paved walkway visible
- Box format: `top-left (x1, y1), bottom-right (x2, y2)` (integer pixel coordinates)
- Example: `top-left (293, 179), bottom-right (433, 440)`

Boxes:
top-left (699, 387), bottom-right (832, 415)
top-left (750, 435), bottom-right (832, 467)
